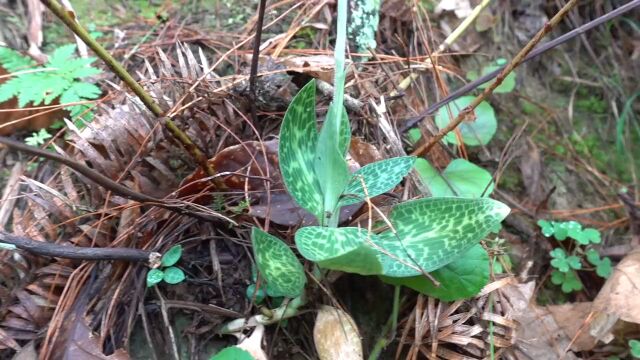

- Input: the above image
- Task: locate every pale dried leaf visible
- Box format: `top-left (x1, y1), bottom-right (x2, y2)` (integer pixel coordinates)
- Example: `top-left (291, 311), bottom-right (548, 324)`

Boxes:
top-left (314, 305), bottom-right (363, 360)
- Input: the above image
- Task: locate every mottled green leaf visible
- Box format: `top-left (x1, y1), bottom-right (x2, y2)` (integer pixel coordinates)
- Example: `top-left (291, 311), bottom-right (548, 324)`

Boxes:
top-left (252, 227), bottom-right (306, 298)
top-left (295, 226), bottom-right (383, 275)
top-left (161, 245), bottom-right (182, 267)
top-left (435, 96), bottom-right (497, 146)
top-left (146, 269), bottom-right (164, 287)
top-left (415, 158), bottom-right (494, 198)
top-left (340, 156), bottom-right (416, 206)
top-left (381, 244), bottom-right (489, 301)
top-left (339, 107), bottom-right (351, 156)
top-left (375, 197), bottom-right (510, 277)
top-left (279, 80), bottom-right (324, 219)
top-left (163, 267), bottom-right (185, 284)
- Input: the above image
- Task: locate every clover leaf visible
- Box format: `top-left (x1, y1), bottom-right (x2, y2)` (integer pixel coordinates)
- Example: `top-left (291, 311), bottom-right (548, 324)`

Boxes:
top-left (629, 339), bottom-right (640, 358)
top-left (551, 270), bottom-right (583, 293)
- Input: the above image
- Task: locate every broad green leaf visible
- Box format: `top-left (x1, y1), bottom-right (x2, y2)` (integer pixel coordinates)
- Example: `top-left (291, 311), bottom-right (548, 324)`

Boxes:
top-left (339, 156), bottom-right (416, 206)
top-left (467, 64), bottom-right (516, 93)
top-left (415, 158), bottom-right (494, 198)
top-left (161, 245), bottom-right (182, 267)
top-left (163, 267), bottom-right (185, 284)
top-left (381, 244), bottom-right (489, 301)
top-left (315, 103), bottom-right (351, 223)
top-left (435, 96), bottom-right (497, 146)
top-left (295, 226), bottom-right (383, 275)
top-left (278, 80), bottom-right (324, 219)
top-left (251, 227), bottom-right (306, 298)
top-left (210, 346), bottom-right (254, 360)
top-left (375, 197), bottom-right (510, 277)
top-left (146, 269), bottom-right (164, 287)
top-left (338, 107), bottom-right (351, 156)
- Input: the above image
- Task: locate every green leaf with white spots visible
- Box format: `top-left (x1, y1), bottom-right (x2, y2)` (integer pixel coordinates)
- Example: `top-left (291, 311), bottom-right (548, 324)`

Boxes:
top-left (295, 226), bottom-right (383, 275)
top-left (339, 107), bottom-right (351, 156)
top-left (381, 244), bottom-right (489, 301)
top-left (279, 80), bottom-right (324, 220)
top-left (339, 156), bottom-right (416, 206)
top-left (375, 197), bottom-right (510, 277)
top-left (251, 227), bottom-right (306, 298)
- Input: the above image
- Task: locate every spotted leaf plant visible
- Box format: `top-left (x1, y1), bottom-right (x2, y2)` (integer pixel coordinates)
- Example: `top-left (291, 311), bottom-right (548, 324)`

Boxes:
top-left (248, 0), bottom-right (510, 303)
top-left (249, 79), bottom-right (510, 301)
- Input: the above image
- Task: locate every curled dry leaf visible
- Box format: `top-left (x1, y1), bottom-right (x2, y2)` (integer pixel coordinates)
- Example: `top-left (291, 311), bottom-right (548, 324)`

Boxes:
top-left (281, 55), bottom-right (352, 84)
top-left (179, 140), bottom-right (362, 226)
top-left (590, 247), bottom-right (640, 339)
top-left (313, 305), bottom-right (363, 360)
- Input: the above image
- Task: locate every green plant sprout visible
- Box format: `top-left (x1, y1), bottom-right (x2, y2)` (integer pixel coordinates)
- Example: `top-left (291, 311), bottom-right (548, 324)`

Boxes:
top-left (146, 245), bottom-right (186, 287)
top-left (0, 44), bottom-right (102, 126)
top-left (25, 128), bottom-right (53, 147)
top-left (247, 0), bottom-right (510, 304)
top-left (538, 220), bottom-right (612, 293)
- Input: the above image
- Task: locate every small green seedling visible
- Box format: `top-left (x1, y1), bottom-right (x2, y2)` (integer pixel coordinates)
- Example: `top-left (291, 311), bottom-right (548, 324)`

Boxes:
top-left (0, 44), bottom-right (102, 126)
top-left (247, 0), bottom-right (510, 303)
top-left (25, 128), bottom-right (53, 147)
top-left (539, 220), bottom-right (612, 294)
top-left (209, 346), bottom-right (253, 360)
top-left (146, 245), bottom-right (185, 287)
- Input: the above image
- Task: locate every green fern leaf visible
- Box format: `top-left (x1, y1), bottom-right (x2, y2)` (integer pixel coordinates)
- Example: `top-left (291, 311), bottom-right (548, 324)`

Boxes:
top-left (0, 47), bottom-right (36, 72)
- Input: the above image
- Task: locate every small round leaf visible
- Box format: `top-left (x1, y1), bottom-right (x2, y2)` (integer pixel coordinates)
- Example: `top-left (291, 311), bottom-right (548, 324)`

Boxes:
top-left (146, 269), bottom-right (164, 287)
top-left (210, 346), bottom-right (254, 360)
top-left (161, 245), bottom-right (183, 267)
top-left (162, 266), bottom-right (185, 284)
top-left (435, 96), bottom-right (497, 146)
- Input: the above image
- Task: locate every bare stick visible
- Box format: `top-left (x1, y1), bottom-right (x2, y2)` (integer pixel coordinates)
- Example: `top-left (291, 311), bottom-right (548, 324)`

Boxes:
top-left (0, 231), bottom-right (160, 265)
top-left (0, 136), bottom-right (234, 223)
top-left (411, 0), bottom-right (578, 156)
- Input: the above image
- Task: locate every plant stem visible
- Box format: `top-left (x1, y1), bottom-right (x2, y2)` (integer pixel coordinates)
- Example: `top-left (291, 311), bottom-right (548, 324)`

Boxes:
top-left (40, 0), bottom-right (216, 178)
top-left (219, 295), bottom-right (306, 334)
top-left (368, 285), bottom-right (402, 360)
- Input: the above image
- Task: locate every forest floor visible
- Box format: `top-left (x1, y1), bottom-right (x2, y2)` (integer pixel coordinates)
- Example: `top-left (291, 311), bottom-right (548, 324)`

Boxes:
top-left (0, 0), bottom-right (639, 359)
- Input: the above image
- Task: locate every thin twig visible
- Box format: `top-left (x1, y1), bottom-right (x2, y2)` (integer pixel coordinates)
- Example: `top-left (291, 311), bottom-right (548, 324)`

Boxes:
top-left (411, 0), bottom-right (579, 156)
top-left (0, 231), bottom-right (160, 264)
top-left (40, 0), bottom-right (216, 177)
top-left (401, 0), bottom-right (640, 132)
top-left (249, 0), bottom-right (267, 124)
top-left (0, 136), bottom-right (234, 223)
